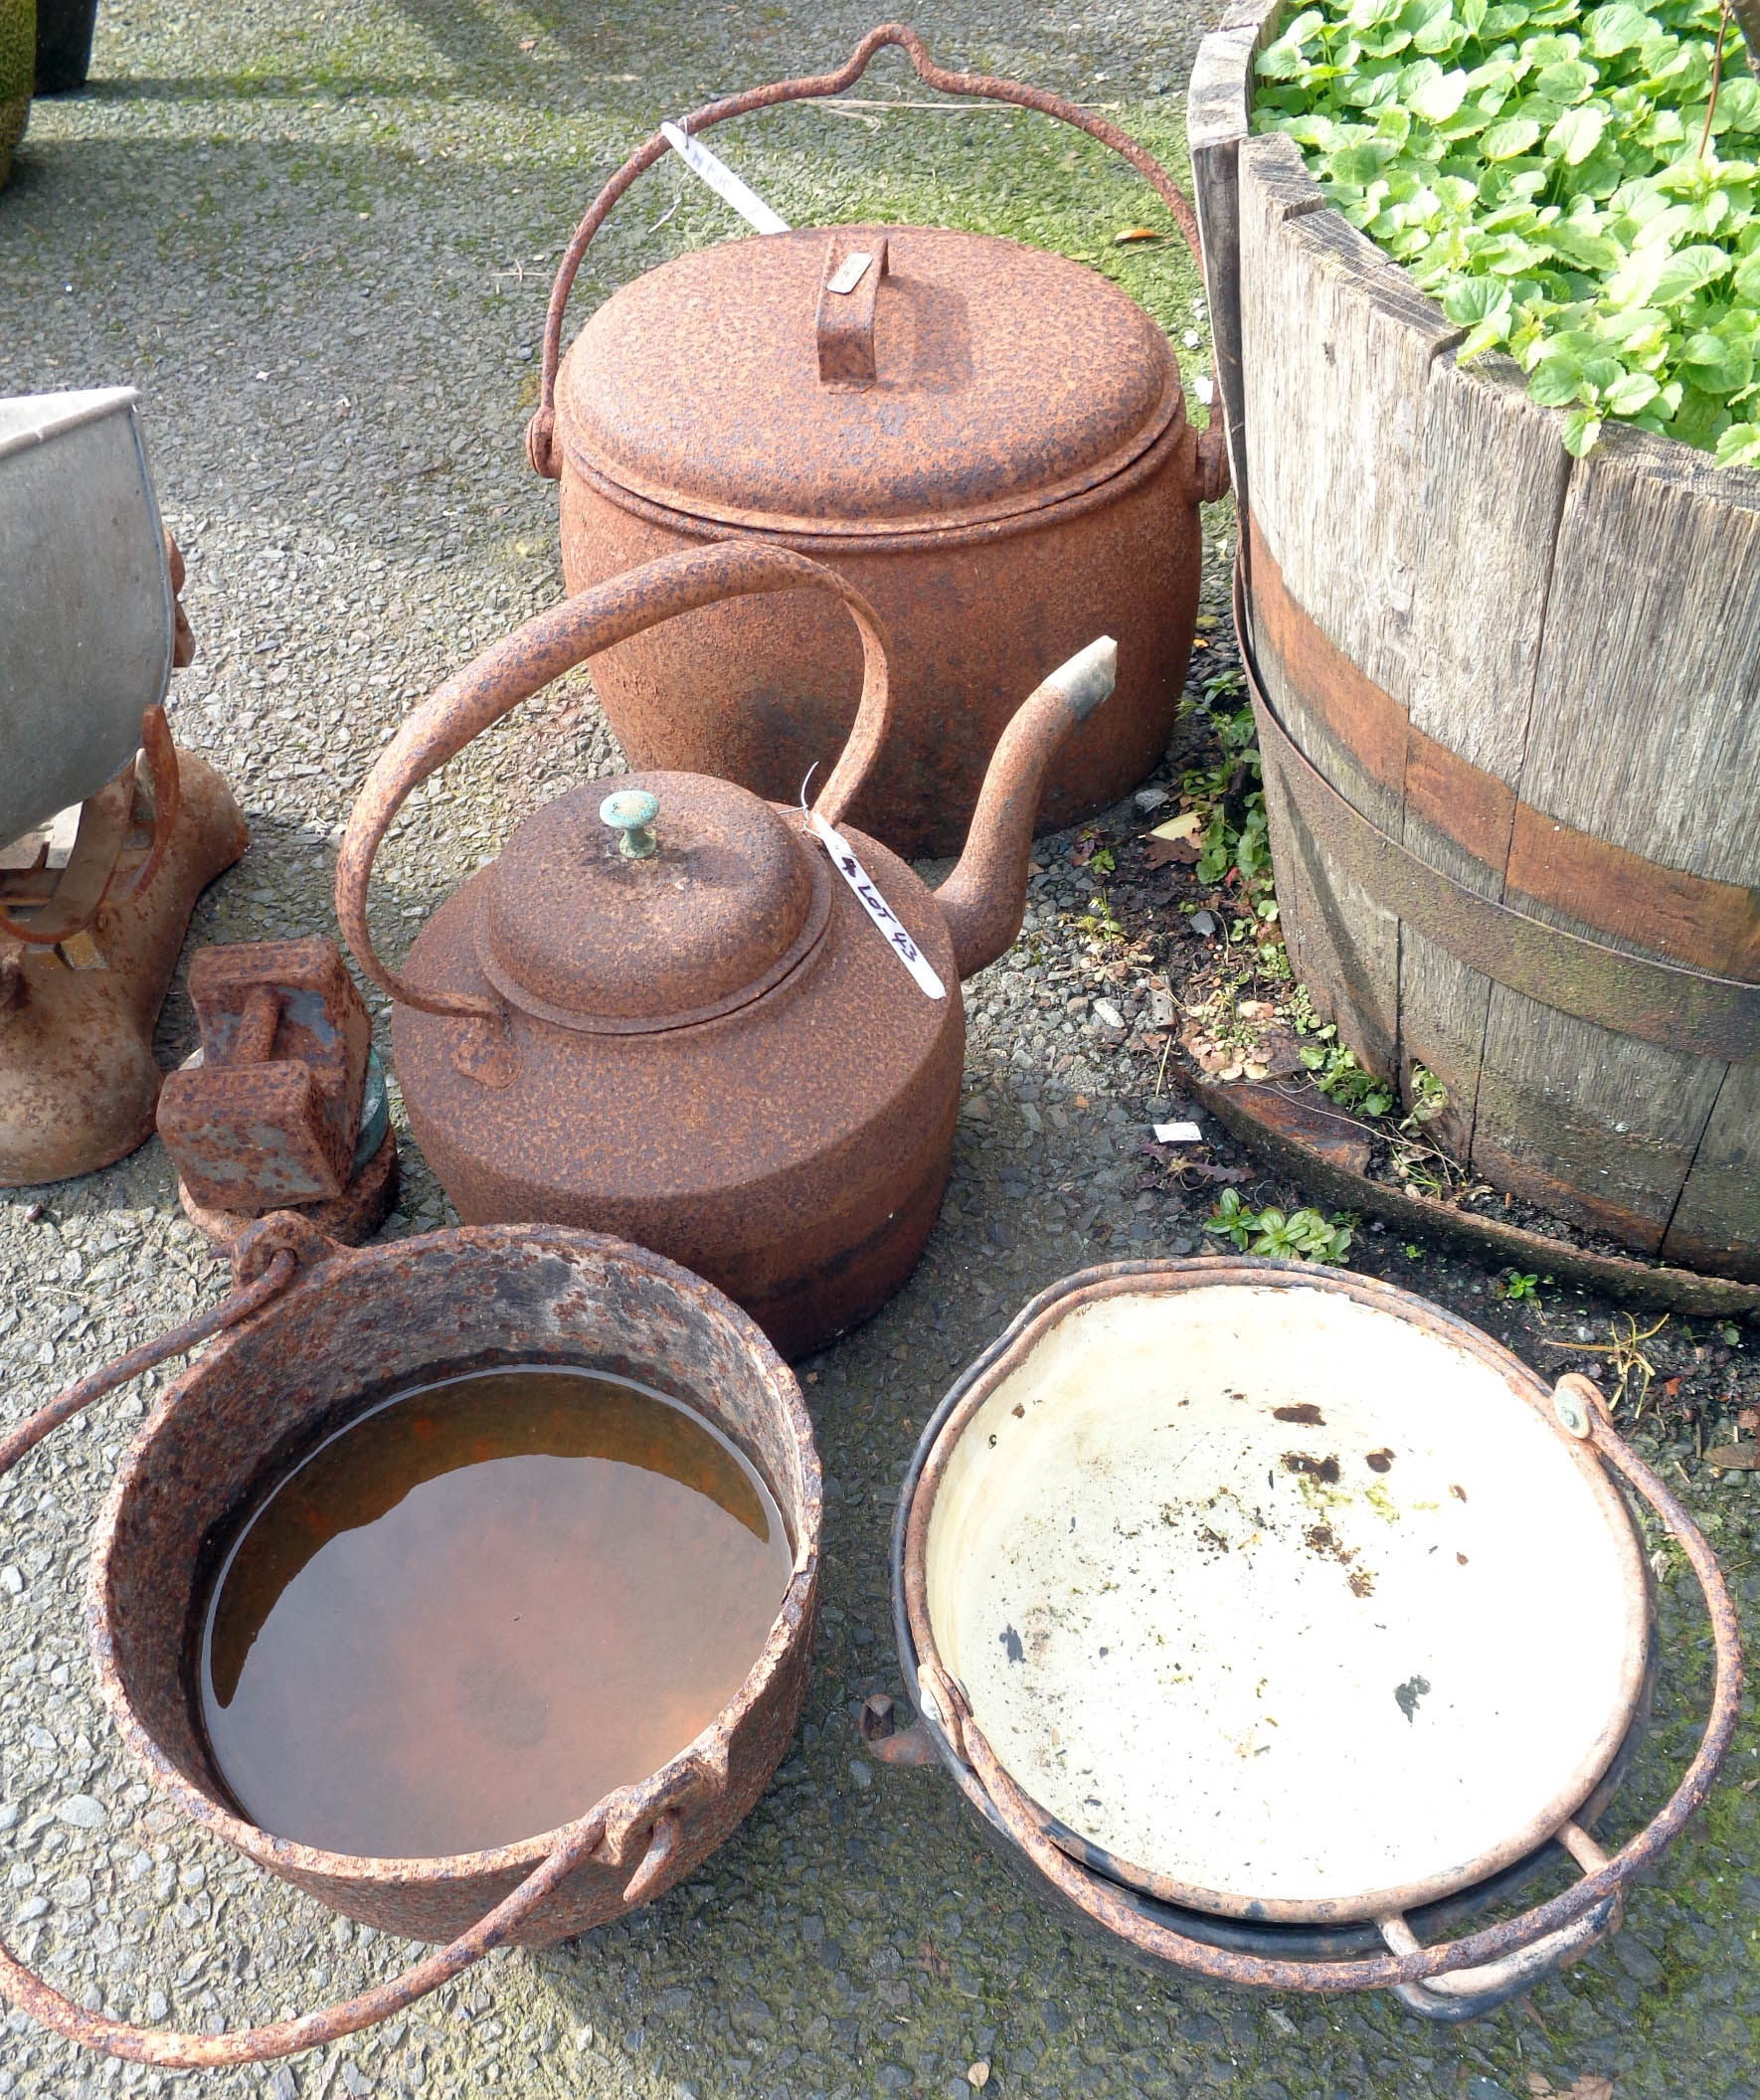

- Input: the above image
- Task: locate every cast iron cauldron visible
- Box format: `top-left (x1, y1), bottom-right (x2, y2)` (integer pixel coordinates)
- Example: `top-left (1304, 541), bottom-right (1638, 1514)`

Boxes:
top-left (523, 22), bottom-right (1227, 859)
top-left (0, 1214), bottom-right (819, 2068)
top-left (871, 1259), bottom-right (1742, 2019)
top-left (335, 539), bottom-right (1116, 1358)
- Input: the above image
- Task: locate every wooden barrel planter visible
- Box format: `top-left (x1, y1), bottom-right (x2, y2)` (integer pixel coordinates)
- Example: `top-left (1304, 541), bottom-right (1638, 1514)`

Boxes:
top-left (1188, 1), bottom-right (1760, 1282)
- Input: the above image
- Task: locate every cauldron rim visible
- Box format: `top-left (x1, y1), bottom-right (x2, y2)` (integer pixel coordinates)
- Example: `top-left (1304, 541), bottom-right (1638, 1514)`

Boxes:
top-left (88, 1222), bottom-right (821, 1889)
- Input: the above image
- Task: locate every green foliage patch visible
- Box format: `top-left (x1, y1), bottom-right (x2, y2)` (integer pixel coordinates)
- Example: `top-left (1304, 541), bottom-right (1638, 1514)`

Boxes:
top-left (1252, 0), bottom-right (1760, 465)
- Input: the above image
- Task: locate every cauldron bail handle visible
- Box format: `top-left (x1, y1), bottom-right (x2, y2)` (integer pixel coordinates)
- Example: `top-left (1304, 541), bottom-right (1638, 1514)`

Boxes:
top-left (936, 1389), bottom-right (1743, 2000)
top-left (525, 21), bottom-right (1212, 481)
top-left (0, 1220), bottom-right (640, 2068)
top-left (334, 538), bottom-right (895, 1023)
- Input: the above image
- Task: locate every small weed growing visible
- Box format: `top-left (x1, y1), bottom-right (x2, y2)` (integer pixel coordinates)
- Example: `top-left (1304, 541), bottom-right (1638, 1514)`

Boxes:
top-left (1206, 1188), bottom-right (1356, 1263)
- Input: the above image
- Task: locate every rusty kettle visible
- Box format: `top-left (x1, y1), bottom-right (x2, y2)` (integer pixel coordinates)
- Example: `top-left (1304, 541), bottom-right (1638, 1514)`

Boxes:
top-left (336, 540), bottom-right (1114, 1356)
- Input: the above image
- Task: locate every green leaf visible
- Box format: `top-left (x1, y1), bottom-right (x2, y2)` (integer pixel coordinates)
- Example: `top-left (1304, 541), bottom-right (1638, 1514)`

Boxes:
top-left (1410, 67), bottom-right (1469, 122)
top-left (1714, 421), bottom-right (1760, 468)
top-left (1442, 277), bottom-right (1512, 323)
top-left (1483, 116), bottom-right (1542, 159)
top-left (1480, 3), bottom-right (1530, 32)
top-left (1539, 221), bottom-right (1621, 268)
top-left (1584, 2), bottom-right (1651, 58)
top-left (1546, 104), bottom-right (1608, 164)
top-left (1528, 350), bottom-right (1585, 404)
top-left (1327, 139), bottom-right (1398, 184)
top-left (1605, 368), bottom-right (1661, 414)
top-left (1679, 330), bottom-right (1755, 396)
top-left (1652, 244), bottom-right (1735, 304)
top-left (1719, 80), bottom-right (1760, 135)
top-left (1534, 60), bottom-right (1596, 105)
top-left (1560, 404), bottom-right (1605, 454)
top-left (1736, 250), bottom-right (1760, 302)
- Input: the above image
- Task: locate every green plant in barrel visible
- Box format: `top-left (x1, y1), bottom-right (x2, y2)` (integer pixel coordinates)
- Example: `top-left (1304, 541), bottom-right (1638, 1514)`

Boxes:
top-left (1253, 0), bottom-right (1760, 465)
top-left (0, 0), bottom-right (32, 189)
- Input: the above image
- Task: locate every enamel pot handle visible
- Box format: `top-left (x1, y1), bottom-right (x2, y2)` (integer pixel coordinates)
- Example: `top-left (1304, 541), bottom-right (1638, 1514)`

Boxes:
top-left (334, 539), bottom-right (894, 1022)
top-left (0, 1213), bottom-right (704, 2068)
top-left (925, 1378), bottom-right (1742, 2001)
top-left (525, 20), bottom-right (1209, 480)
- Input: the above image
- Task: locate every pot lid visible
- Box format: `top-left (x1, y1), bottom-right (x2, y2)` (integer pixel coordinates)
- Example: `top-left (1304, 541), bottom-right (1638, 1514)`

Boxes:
top-left (557, 226), bottom-right (1183, 537)
top-left (479, 772), bottom-right (828, 1032)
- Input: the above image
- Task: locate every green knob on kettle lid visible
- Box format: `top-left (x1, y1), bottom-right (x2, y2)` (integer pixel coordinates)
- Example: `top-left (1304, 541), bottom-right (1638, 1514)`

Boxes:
top-left (600, 788), bottom-right (660, 859)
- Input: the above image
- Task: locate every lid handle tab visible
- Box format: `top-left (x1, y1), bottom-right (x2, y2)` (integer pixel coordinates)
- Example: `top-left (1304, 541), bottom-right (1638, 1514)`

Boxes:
top-left (816, 235), bottom-right (890, 387)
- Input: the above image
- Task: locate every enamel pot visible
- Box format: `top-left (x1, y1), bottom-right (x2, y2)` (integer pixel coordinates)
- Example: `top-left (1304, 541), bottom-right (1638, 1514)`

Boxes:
top-left (875, 1258), bottom-right (1742, 2019)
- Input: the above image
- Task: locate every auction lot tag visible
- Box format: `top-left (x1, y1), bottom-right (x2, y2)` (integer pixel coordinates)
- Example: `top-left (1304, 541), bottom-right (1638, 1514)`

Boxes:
top-left (807, 811), bottom-right (947, 1000)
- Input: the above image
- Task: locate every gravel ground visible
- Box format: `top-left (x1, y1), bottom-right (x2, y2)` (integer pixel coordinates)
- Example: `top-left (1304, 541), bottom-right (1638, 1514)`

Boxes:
top-left (2, 5), bottom-right (1758, 2099)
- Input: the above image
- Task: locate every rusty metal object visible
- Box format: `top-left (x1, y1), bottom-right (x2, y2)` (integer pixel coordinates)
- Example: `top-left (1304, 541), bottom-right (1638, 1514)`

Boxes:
top-left (0, 1218), bottom-right (819, 2067)
top-left (0, 733), bottom-right (248, 1186)
top-left (176, 1117), bottom-right (400, 1253)
top-left (157, 939), bottom-right (373, 1213)
top-left (524, 23), bottom-right (1219, 858)
top-left (858, 1691), bottom-right (937, 1767)
top-left (1192, 1077), bottom-right (1760, 1319)
top-left (336, 540), bottom-right (1115, 1357)
top-left (888, 1259), bottom-right (1742, 2008)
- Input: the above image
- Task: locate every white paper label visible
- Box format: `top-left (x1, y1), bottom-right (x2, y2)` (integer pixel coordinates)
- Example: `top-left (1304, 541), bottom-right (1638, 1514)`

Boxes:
top-left (1154, 1121), bottom-right (1203, 1143)
top-left (807, 811), bottom-right (946, 1000)
top-left (826, 251), bottom-right (873, 295)
top-left (660, 122), bottom-right (791, 236)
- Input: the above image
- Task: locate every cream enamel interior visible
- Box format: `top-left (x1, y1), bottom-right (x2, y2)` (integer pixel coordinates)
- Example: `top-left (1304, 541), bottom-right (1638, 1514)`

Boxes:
top-left (922, 1283), bottom-right (1648, 1920)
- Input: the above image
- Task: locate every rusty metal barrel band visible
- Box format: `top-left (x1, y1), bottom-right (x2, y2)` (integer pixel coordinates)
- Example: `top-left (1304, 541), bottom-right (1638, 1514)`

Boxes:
top-left (1238, 597), bottom-right (1760, 1068)
top-left (1245, 517), bottom-right (1760, 986)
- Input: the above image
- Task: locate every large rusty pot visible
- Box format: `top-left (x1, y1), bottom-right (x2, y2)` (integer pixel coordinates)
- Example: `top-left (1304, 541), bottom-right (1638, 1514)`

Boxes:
top-left (524, 22), bottom-right (1226, 859)
top-left (0, 1213), bottom-right (819, 2068)
top-left (335, 538), bottom-right (1117, 1358)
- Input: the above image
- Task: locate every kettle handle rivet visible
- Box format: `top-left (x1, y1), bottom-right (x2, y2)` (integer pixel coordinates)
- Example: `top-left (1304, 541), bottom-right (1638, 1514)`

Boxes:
top-left (601, 788), bottom-right (660, 859)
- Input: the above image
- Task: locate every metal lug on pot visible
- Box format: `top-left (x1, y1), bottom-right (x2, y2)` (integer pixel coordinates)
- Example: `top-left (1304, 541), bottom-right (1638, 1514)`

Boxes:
top-left (858, 1691), bottom-right (936, 1767)
top-left (1552, 1373), bottom-right (1603, 1441)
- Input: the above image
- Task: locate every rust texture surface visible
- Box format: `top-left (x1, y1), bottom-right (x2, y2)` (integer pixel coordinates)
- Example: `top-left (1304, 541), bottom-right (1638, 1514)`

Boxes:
top-left (521, 21), bottom-right (1222, 857)
top-left (337, 542), bottom-right (1107, 1358)
top-left (0, 742), bottom-right (248, 1187)
top-left (0, 1220), bottom-right (820, 2067)
top-left (156, 937), bottom-right (372, 1213)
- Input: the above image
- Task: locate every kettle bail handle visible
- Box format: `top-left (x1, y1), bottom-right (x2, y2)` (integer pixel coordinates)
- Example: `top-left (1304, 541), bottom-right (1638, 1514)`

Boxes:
top-left (526, 22), bottom-right (1208, 479)
top-left (334, 540), bottom-right (895, 1021)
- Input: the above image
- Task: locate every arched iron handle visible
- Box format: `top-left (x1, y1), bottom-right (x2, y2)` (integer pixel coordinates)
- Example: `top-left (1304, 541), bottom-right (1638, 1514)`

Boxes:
top-left (935, 1378), bottom-right (1742, 1998)
top-left (0, 1213), bottom-right (708, 2068)
top-left (333, 539), bottom-right (894, 1025)
top-left (526, 20), bottom-right (1207, 479)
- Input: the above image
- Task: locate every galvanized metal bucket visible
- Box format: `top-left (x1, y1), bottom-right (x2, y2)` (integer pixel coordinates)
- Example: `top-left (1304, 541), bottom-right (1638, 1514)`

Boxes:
top-left (0, 388), bottom-right (177, 849)
top-left (0, 1215), bottom-right (820, 2068)
top-left (877, 1258), bottom-right (1741, 2019)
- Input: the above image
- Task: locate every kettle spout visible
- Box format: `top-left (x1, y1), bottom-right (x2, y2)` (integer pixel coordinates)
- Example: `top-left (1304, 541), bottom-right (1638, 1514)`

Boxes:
top-left (936, 637), bottom-right (1118, 981)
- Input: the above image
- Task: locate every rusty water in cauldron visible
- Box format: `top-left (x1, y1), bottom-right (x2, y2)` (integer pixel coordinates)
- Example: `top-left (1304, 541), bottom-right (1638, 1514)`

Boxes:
top-left (194, 1366), bottom-right (792, 1859)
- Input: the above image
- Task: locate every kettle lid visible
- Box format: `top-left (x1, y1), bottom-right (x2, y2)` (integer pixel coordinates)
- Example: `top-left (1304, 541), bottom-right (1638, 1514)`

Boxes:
top-left (479, 771), bottom-right (829, 1031)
